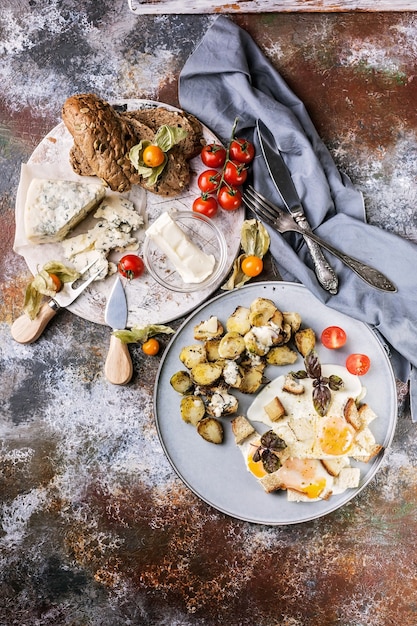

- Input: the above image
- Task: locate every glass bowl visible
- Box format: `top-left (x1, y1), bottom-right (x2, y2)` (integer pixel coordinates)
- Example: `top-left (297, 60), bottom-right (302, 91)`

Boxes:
top-left (142, 210), bottom-right (228, 293)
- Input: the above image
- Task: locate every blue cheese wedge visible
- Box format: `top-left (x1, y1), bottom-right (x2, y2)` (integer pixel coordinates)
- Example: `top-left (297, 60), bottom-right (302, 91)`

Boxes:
top-left (145, 211), bottom-right (215, 284)
top-left (24, 178), bottom-right (106, 243)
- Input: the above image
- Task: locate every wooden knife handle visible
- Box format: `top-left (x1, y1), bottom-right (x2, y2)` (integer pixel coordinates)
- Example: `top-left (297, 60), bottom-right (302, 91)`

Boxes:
top-left (104, 334), bottom-right (133, 385)
top-left (11, 302), bottom-right (58, 344)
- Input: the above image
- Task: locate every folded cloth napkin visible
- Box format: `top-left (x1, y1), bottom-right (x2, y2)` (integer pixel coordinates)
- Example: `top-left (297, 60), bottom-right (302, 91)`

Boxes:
top-left (179, 15), bottom-right (417, 419)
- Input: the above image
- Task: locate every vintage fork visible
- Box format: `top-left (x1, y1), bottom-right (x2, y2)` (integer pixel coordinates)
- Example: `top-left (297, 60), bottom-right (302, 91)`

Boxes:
top-left (243, 186), bottom-right (396, 293)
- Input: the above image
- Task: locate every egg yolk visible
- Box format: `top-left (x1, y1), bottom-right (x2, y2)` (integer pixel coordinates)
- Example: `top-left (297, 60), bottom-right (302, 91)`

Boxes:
top-left (278, 458), bottom-right (329, 499)
top-left (302, 478), bottom-right (328, 499)
top-left (247, 451), bottom-right (268, 478)
top-left (319, 416), bottom-right (354, 455)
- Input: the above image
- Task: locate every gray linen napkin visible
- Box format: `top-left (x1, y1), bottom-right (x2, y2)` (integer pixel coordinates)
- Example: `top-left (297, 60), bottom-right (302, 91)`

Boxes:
top-left (179, 15), bottom-right (417, 419)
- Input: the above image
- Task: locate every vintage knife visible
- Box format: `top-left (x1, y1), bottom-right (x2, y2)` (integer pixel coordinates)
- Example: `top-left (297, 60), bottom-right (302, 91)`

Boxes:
top-left (256, 119), bottom-right (339, 294)
top-left (104, 276), bottom-right (133, 385)
top-left (11, 260), bottom-right (103, 344)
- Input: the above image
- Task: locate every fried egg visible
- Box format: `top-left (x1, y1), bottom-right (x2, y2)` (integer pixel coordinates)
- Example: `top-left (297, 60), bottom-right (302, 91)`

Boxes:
top-left (238, 429), bottom-right (336, 500)
top-left (246, 364), bottom-right (371, 460)
top-left (236, 363), bottom-right (379, 501)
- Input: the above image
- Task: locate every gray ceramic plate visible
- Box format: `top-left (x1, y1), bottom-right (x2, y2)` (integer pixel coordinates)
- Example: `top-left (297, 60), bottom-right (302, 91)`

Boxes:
top-left (154, 282), bottom-right (397, 525)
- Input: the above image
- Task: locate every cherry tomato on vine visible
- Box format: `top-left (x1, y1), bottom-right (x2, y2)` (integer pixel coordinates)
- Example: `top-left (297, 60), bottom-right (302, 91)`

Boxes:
top-left (229, 138), bottom-right (255, 164)
top-left (193, 194), bottom-right (218, 218)
top-left (321, 326), bottom-right (347, 349)
top-left (142, 338), bottom-right (160, 356)
top-left (346, 353), bottom-right (371, 376)
top-left (142, 145), bottom-right (165, 167)
top-left (241, 255), bottom-right (263, 277)
top-left (218, 186), bottom-right (242, 211)
top-left (224, 160), bottom-right (248, 186)
top-left (118, 254), bottom-right (145, 280)
top-left (200, 143), bottom-right (227, 168)
top-left (197, 169), bottom-right (221, 194)
top-left (48, 273), bottom-right (63, 292)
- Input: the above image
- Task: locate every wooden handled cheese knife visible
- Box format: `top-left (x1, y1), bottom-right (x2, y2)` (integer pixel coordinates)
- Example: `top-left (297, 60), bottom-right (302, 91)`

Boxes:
top-left (104, 276), bottom-right (133, 385)
top-left (11, 261), bottom-right (104, 344)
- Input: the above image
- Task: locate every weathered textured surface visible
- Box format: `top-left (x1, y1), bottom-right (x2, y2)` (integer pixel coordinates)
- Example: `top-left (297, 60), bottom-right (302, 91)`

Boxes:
top-left (1, 3), bottom-right (417, 625)
top-left (128, 0), bottom-right (417, 14)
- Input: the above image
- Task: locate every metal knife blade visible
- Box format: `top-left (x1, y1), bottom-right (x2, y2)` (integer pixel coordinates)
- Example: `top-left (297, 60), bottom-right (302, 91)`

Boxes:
top-left (256, 119), bottom-right (339, 294)
top-left (105, 276), bottom-right (128, 330)
top-left (104, 276), bottom-right (133, 385)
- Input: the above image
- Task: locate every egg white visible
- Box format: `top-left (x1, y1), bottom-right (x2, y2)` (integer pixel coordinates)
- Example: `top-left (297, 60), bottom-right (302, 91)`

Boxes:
top-left (237, 427), bottom-right (338, 500)
top-left (246, 364), bottom-right (369, 460)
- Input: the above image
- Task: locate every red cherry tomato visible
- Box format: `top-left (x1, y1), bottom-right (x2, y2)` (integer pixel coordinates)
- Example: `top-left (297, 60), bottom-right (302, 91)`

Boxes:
top-left (197, 169), bottom-right (221, 194)
top-left (321, 326), bottom-right (347, 349)
top-left (223, 160), bottom-right (248, 186)
top-left (346, 353), bottom-right (371, 376)
top-left (218, 186), bottom-right (242, 211)
top-left (200, 143), bottom-right (227, 168)
top-left (229, 138), bottom-right (255, 164)
top-left (193, 194), bottom-right (218, 218)
top-left (118, 254), bottom-right (145, 280)
top-left (241, 255), bottom-right (263, 277)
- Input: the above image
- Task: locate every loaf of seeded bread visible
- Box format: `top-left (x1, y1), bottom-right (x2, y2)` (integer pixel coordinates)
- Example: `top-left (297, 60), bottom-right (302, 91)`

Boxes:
top-left (62, 93), bottom-right (205, 196)
top-left (62, 94), bottom-right (141, 193)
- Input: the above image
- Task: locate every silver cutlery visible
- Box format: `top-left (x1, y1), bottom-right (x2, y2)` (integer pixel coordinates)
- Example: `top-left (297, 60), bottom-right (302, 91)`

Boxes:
top-left (256, 119), bottom-right (339, 294)
top-left (243, 186), bottom-right (397, 293)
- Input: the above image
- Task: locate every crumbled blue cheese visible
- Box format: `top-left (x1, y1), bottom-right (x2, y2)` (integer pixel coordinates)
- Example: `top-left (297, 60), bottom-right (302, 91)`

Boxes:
top-left (24, 178), bottom-right (106, 243)
top-left (61, 222), bottom-right (137, 257)
top-left (61, 194), bottom-right (142, 279)
top-left (208, 389), bottom-right (238, 417)
top-left (223, 360), bottom-right (240, 386)
top-left (66, 249), bottom-right (112, 277)
top-left (251, 325), bottom-right (280, 348)
top-left (94, 195), bottom-right (143, 231)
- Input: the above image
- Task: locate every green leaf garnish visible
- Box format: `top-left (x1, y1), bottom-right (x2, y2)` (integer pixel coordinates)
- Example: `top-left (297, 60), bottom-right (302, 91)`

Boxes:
top-left (128, 124), bottom-right (188, 187)
top-left (303, 350), bottom-right (344, 416)
top-left (154, 125), bottom-right (187, 152)
top-left (251, 429), bottom-right (286, 474)
top-left (222, 219), bottom-right (270, 290)
top-left (113, 324), bottom-right (175, 344)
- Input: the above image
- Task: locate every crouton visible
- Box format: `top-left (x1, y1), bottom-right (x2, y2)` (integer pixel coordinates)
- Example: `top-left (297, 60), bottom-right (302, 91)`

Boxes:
top-left (344, 397), bottom-right (362, 430)
top-left (259, 471), bottom-right (286, 493)
top-left (282, 374), bottom-right (305, 395)
top-left (231, 415), bottom-right (255, 445)
top-left (264, 396), bottom-right (286, 422)
top-left (322, 456), bottom-right (349, 477)
top-left (334, 466), bottom-right (361, 490)
top-left (358, 403), bottom-right (378, 426)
